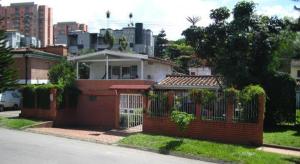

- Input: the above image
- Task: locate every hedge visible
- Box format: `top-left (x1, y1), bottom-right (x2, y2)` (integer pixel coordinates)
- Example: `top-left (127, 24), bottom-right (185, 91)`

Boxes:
top-left (263, 72), bottom-right (296, 126)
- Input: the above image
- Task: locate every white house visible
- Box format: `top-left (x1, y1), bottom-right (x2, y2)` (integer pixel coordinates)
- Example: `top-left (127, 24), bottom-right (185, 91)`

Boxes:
top-left (68, 50), bottom-right (175, 82)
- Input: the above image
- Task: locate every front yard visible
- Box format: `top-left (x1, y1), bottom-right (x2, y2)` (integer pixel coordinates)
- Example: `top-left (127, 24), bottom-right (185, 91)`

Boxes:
top-left (119, 133), bottom-right (300, 164)
top-left (0, 116), bottom-right (40, 129)
top-left (263, 109), bottom-right (300, 148)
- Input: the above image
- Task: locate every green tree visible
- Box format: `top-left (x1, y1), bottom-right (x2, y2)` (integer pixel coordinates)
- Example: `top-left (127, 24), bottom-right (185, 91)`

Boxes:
top-left (48, 59), bottom-right (76, 87)
top-left (118, 36), bottom-right (128, 51)
top-left (0, 30), bottom-right (17, 91)
top-left (104, 30), bottom-right (114, 50)
top-left (154, 29), bottom-right (168, 58)
top-left (164, 42), bottom-right (194, 73)
top-left (183, 1), bottom-right (285, 88)
top-left (182, 1), bottom-right (297, 125)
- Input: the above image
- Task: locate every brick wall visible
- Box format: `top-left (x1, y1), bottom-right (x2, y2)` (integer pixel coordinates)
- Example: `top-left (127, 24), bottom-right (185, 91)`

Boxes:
top-left (20, 89), bottom-right (57, 120)
top-left (38, 46), bottom-right (68, 56)
top-left (143, 95), bottom-right (265, 146)
top-left (74, 80), bottom-right (155, 129)
top-left (12, 56), bottom-right (58, 81)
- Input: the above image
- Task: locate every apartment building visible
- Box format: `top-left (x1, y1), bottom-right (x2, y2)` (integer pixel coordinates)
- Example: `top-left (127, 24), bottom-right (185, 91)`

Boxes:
top-left (54, 22), bottom-right (88, 45)
top-left (0, 2), bottom-right (53, 47)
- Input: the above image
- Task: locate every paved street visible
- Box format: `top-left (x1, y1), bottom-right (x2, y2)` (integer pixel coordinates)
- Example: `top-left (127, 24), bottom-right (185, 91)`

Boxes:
top-left (0, 128), bottom-right (213, 164)
top-left (0, 110), bottom-right (20, 118)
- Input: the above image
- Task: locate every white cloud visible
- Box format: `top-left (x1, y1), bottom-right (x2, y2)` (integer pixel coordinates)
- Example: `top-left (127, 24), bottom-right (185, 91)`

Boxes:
top-left (258, 5), bottom-right (299, 18)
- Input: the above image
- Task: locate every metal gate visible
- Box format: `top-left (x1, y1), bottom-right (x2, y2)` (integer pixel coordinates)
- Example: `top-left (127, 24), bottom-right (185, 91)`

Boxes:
top-left (119, 94), bottom-right (143, 129)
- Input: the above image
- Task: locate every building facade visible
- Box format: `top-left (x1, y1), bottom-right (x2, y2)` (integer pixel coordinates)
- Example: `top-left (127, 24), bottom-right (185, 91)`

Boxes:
top-left (0, 2), bottom-right (53, 47)
top-left (11, 48), bottom-right (63, 84)
top-left (99, 23), bottom-right (154, 56)
top-left (5, 30), bottom-right (41, 48)
top-left (54, 22), bottom-right (88, 45)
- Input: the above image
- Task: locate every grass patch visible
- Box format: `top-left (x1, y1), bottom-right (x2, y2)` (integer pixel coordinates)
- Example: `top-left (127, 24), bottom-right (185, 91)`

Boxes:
top-left (120, 133), bottom-right (300, 164)
top-left (0, 116), bottom-right (39, 129)
top-left (264, 125), bottom-right (300, 148)
top-left (263, 109), bottom-right (300, 148)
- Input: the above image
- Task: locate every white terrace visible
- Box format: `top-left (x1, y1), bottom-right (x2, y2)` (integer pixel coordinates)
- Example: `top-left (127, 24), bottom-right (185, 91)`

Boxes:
top-left (68, 50), bottom-right (174, 82)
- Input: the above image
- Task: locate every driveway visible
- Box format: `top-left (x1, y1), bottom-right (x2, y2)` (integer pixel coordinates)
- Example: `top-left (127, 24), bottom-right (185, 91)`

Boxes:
top-left (0, 128), bottom-right (213, 164)
top-left (0, 110), bottom-right (20, 118)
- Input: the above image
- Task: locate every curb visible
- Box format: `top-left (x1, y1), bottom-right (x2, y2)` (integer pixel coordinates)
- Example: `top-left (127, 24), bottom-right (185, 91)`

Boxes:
top-left (21, 121), bottom-right (53, 130)
top-left (263, 143), bottom-right (300, 152)
top-left (117, 144), bottom-right (230, 164)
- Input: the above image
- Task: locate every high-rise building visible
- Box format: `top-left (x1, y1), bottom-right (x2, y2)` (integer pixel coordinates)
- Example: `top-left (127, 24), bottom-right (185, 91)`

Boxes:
top-left (53, 22), bottom-right (88, 45)
top-left (0, 2), bottom-right (53, 47)
top-left (38, 5), bottom-right (53, 47)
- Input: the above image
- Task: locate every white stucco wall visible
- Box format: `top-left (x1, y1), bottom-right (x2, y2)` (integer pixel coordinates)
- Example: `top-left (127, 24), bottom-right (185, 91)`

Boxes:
top-left (88, 60), bottom-right (172, 82)
top-left (144, 62), bottom-right (172, 82)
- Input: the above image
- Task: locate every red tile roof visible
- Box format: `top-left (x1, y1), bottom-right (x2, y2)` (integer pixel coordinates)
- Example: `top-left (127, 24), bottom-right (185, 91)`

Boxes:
top-left (155, 75), bottom-right (223, 89)
top-left (110, 85), bottom-right (152, 90)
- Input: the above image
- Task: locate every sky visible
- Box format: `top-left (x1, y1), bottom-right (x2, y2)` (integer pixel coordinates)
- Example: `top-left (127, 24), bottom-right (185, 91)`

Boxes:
top-left (1, 0), bottom-right (299, 40)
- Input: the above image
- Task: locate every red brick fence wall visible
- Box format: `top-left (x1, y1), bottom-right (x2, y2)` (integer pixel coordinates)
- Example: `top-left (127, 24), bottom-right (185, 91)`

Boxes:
top-left (143, 93), bottom-right (265, 146)
top-left (20, 89), bottom-right (58, 120)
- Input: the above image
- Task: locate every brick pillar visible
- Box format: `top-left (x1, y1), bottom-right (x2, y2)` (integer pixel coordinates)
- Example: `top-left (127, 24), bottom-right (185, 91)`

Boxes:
top-left (226, 96), bottom-right (234, 123)
top-left (167, 91), bottom-right (175, 112)
top-left (195, 103), bottom-right (201, 119)
top-left (114, 90), bottom-right (120, 129)
top-left (50, 88), bottom-right (57, 120)
top-left (257, 95), bottom-right (265, 145)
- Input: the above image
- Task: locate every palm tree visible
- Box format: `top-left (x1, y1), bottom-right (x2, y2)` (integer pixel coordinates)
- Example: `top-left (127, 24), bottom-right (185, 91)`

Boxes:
top-left (292, 0), bottom-right (300, 11)
top-left (186, 16), bottom-right (200, 27)
top-left (106, 10), bottom-right (111, 28)
top-left (129, 13), bottom-right (133, 27)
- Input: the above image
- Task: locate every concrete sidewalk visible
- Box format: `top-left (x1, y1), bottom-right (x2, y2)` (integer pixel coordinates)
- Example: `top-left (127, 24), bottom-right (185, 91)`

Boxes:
top-left (27, 127), bottom-right (126, 144)
top-left (257, 146), bottom-right (300, 157)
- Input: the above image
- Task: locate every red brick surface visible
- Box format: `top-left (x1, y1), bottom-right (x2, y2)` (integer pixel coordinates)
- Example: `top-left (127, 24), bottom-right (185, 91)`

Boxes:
top-left (143, 96), bottom-right (265, 146)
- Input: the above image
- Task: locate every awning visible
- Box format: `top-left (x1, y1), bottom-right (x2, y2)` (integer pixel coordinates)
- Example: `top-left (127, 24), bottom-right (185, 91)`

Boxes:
top-left (110, 85), bottom-right (151, 90)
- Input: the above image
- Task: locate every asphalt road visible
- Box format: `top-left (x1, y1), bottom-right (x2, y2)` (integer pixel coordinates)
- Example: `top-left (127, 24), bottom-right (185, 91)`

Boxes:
top-left (0, 128), bottom-right (213, 164)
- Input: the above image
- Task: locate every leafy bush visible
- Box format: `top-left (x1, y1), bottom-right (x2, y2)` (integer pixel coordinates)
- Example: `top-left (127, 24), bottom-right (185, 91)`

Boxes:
top-left (36, 87), bottom-right (51, 109)
top-left (263, 72), bottom-right (296, 126)
top-left (48, 59), bottom-right (76, 87)
top-left (224, 87), bottom-right (240, 98)
top-left (170, 110), bottom-right (195, 132)
top-left (147, 91), bottom-right (168, 117)
top-left (189, 89), bottom-right (216, 105)
top-left (59, 86), bottom-right (81, 109)
top-left (22, 85), bottom-right (36, 108)
top-left (239, 85), bottom-right (265, 103)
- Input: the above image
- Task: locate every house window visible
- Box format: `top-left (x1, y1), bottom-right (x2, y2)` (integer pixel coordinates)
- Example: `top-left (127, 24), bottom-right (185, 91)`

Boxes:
top-left (297, 70), bottom-right (300, 78)
top-left (112, 66), bottom-right (120, 79)
top-left (122, 67), bottom-right (130, 79)
top-left (130, 65), bottom-right (138, 79)
top-left (191, 72), bottom-right (196, 76)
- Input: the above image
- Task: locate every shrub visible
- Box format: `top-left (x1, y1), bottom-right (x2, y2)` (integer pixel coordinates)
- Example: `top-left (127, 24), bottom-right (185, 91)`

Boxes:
top-left (22, 85), bottom-right (36, 108)
top-left (147, 91), bottom-right (168, 116)
top-left (263, 72), bottom-right (296, 126)
top-left (239, 85), bottom-right (265, 104)
top-left (170, 110), bottom-right (195, 132)
top-left (189, 89), bottom-right (216, 105)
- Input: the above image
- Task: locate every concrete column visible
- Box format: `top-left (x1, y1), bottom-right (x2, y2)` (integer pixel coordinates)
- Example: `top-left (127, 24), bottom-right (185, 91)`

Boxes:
top-left (141, 60), bottom-right (144, 80)
top-left (167, 91), bottom-right (175, 112)
top-left (226, 96), bottom-right (234, 123)
top-left (76, 62), bottom-right (79, 80)
top-left (106, 55), bottom-right (109, 80)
